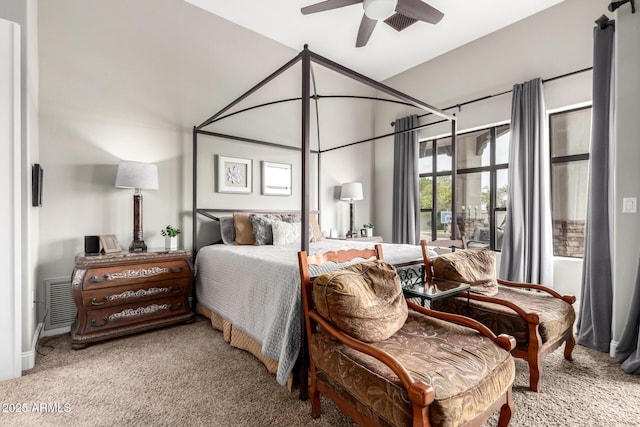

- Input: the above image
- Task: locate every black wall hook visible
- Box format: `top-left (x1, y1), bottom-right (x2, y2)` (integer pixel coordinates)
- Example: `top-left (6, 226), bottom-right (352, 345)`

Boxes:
top-left (608, 0), bottom-right (635, 13)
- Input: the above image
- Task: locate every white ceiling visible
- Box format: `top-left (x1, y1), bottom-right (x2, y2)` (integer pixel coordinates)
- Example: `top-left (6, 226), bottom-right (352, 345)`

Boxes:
top-left (184, 0), bottom-right (565, 81)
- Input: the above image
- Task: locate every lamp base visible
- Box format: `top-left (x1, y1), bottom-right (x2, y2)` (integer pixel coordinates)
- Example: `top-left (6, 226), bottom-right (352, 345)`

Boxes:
top-left (129, 239), bottom-right (147, 252)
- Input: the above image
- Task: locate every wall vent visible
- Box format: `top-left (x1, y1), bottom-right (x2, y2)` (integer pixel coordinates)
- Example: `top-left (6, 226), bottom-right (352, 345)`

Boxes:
top-left (44, 277), bottom-right (77, 330)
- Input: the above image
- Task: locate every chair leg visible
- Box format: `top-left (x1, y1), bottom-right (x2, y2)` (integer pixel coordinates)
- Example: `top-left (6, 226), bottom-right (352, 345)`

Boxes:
top-left (497, 388), bottom-right (514, 427)
top-left (309, 388), bottom-right (321, 418)
top-left (527, 353), bottom-right (542, 392)
top-left (564, 334), bottom-right (576, 361)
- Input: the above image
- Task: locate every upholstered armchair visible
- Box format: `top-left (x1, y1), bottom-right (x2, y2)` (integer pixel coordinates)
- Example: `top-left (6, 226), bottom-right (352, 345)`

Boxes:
top-left (420, 240), bottom-right (576, 392)
top-left (298, 244), bottom-right (516, 426)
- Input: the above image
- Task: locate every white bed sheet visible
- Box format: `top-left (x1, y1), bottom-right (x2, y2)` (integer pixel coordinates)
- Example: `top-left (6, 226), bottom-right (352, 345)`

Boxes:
top-left (195, 239), bottom-right (424, 386)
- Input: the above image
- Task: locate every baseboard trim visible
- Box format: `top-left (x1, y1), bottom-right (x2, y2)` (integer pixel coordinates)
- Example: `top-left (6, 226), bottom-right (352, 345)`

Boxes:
top-left (610, 340), bottom-right (618, 358)
top-left (21, 322), bottom-right (42, 371)
top-left (42, 325), bottom-right (71, 338)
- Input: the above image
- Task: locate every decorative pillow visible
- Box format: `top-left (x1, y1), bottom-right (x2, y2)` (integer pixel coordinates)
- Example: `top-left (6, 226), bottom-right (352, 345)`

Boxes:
top-left (313, 260), bottom-right (408, 343)
top-left (233, 212), bottom-right (255, 245)
top-left (432, 248), bottom-right (498, 296)
top-left (249, 214), bottom-right (280, 245)
top-left (309, 213), bottom-right (324, 241)
top-left (219, 216), bottom-right (236, 245)
top-left (272, 220), bottom-right (301, 245)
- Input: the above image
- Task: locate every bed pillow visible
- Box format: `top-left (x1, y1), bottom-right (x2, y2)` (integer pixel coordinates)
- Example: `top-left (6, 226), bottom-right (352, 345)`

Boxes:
top-left (249, 214), bottom-right (280, 245)
top-left (313, 260), bottom-right (407, 342)
top-left (233, 212), bottom-right (255, 245)
top-left (219, 216), bottom-right (236, 245)
top-left (432, 248), bottom-right (498, 296)
top-left (279, 213), bottom-right (322, 242)
top-left (272, 220), bottom-right (301, 245)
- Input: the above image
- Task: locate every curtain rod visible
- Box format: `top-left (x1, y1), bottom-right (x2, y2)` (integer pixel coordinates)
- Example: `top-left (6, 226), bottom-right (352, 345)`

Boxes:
top-left (390, 66), bottom-right (594, 127)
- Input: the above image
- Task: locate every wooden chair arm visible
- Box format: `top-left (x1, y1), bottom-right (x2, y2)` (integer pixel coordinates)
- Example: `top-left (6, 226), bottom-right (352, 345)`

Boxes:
top-left (407, 301), bottom-right (516, 352)
top-left (309, 310), bottom-right (435, 405)
top-left (496, 279), bottom-right (576, 304)
top-left (467, 292), bottom-right (540, 325)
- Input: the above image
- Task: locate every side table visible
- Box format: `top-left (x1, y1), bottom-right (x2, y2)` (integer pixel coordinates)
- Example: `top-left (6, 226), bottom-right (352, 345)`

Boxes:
top-left (70, 249), bottom-right (194, 349)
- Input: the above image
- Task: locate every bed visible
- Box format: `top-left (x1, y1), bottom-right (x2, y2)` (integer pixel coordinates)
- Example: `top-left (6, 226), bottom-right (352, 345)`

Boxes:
top-left (195, 236), bottom-right (427, 386)
top-left (191, 46), bottom-right (457, 395)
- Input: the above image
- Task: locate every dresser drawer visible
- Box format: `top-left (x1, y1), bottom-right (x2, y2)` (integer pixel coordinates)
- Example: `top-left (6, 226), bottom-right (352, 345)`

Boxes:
top-left (84, 295), bottom-right (188, 332)
top-left (83, 260), bottom-right (189, 290)
top-left (82, 278), bottom-right (189, 310)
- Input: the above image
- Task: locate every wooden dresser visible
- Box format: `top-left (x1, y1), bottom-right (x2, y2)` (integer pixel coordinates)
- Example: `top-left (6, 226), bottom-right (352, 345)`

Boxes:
top-left (70, 249), bottom-right (194, 349)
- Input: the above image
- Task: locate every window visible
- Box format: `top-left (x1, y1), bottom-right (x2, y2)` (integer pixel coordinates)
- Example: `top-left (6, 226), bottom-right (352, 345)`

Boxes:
top-left (419, 125), bottom-right (509, 250)
top-left (549, 107), bottom-right (591, 258)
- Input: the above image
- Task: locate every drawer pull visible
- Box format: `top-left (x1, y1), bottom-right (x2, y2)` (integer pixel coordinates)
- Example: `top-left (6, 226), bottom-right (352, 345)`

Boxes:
top-left (88, 265), bottom-right (184, 284)
top-left (108, 303), bottom-right (173, 321)
top-left (91, 317), bottom-right (109, 327)
top-left (89, 286), bottom-right (182, 306)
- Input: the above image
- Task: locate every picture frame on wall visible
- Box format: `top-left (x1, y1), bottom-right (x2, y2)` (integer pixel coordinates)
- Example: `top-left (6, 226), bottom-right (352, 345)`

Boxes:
top-left (261, 161), bottom-right (292, 196)
top-left (99, 234), bottom-right (122, 254)
top-left (217, 155), bottom-right (252, 194)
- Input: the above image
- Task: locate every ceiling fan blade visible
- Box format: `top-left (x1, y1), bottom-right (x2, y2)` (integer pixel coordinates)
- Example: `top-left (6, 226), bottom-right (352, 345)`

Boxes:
top-left (301, 0), bottom-right (363, 15)
top-left (356, 14), bottom-right (377, 47)
top-left (396, 0), bottom-right (444, 24)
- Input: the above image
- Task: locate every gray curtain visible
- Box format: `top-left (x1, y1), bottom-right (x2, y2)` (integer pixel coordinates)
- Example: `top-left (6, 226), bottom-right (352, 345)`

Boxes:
top-left (578, 20), bottom-right (615, 353)
top-left (392, 115), bottom-right (420, 244)
top-left (498, 78), bottom-right (554, 286)
top-left (615, 260), bottom-right (640, 374)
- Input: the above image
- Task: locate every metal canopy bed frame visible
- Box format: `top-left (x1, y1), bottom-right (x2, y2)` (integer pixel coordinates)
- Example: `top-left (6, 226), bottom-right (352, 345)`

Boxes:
top-left (191, 45), bottom-right (457, 398)
top-left (192, 45), bottom-right (457, 254)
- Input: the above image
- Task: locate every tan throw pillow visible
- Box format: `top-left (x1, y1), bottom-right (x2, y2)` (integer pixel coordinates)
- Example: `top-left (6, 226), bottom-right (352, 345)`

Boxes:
top-left (313, 260), bottom-right (408, 342)
top-left (309, 213), bottom-right (323, 241)
top-left (233, 212), bottom-right (255, 245)
top-left (432, 248), bottom-right (498, 296)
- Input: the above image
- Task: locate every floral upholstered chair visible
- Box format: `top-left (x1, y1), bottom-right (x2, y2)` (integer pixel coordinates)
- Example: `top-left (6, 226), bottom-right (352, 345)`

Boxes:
top-left (420, 240), bottom-right (576, 392)
top-left (297, 244), bottom-right (516, 426)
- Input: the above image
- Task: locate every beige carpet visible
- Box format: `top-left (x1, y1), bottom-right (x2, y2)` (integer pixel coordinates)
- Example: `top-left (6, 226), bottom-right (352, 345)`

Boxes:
top-left (1, 315), bottom-right (639, 427)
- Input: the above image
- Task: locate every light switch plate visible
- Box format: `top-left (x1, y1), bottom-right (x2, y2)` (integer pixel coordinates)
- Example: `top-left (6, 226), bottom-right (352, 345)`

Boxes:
top-left (623, 197), bottom-right (637, 213)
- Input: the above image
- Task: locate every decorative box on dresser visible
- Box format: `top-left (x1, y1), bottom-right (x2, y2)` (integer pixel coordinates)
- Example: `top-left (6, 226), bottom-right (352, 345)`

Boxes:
top-left (70, 249), bottom-right (194, 349)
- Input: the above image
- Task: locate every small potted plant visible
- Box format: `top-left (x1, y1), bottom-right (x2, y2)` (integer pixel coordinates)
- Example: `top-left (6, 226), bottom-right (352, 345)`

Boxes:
top-left (363, 223), bottom-right (374, 238)
top-left (161, 225), bottom-right (181, 250)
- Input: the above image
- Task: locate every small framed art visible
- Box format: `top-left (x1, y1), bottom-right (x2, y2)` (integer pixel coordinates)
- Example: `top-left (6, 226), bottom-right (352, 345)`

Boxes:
top-left (261, 161), bottom-right (292, 196)
top-left (99, 234), bottom-right (122, 254)
top-left (217, 155), bottom-right (252, 194)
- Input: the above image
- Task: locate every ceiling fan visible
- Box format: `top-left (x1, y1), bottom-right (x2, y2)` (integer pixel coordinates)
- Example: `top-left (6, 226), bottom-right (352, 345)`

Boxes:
top-left (301, 0), bottom-right (444, 47)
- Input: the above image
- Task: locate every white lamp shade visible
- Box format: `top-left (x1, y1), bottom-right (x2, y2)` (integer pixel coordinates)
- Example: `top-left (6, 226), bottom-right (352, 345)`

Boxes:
top-left (363, 0), bottom-right (397, 20)
top-left (115, 161), bottom-right (159, 190)
top-left (340, 182), bottom-right (364, 201)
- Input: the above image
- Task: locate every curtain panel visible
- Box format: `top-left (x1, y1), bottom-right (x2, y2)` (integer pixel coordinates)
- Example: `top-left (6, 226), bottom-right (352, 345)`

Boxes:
top-left (392, 115), bottom-right (420, 244)
top-left (578, 20), bottom-right (615, 353)
top-left (498, 78), bottom-right (554, 286)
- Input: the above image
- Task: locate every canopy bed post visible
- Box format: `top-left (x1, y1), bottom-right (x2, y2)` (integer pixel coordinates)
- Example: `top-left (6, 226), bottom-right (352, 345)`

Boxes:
top-left (192, 126), bottom-right (198, 258)
top-left (301, 46), bottom-right (311, 254)
top-left (451, 117), bottom-right (458, 239)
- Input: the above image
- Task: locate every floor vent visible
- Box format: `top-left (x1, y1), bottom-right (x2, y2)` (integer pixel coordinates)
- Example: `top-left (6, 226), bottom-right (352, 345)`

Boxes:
top-left (45, 277), bottom-right (77, 330)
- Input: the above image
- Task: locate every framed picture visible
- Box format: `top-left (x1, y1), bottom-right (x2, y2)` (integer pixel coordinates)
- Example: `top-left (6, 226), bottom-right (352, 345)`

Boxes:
top-left (261, 161), bottom-right (292, 196)
top-left (217, 155), bottom-right (252, 194)
top-left (99, 234), bottom-right (122, 254)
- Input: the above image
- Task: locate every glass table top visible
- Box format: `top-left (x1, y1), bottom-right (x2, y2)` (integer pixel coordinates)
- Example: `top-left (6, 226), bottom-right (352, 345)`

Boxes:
top-left (402, 278), bottom-right (470, 300)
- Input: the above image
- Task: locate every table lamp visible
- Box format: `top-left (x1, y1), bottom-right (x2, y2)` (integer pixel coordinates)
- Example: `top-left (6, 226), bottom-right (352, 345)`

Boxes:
top-left (340, 182), bottom-right (363, 238)
top-left (115, 160), bottom-right (159, 252)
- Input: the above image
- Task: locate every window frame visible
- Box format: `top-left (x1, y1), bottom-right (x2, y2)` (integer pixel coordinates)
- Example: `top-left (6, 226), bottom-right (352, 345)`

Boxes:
top-left (548, 105), bottom-right (592, 258)
top-left (419, 124), bottom-right (509, 250)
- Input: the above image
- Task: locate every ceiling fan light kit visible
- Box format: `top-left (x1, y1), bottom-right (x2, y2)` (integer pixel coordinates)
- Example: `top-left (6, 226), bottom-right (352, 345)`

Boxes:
top-left (363, 0), bottom-right (398, 20)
